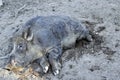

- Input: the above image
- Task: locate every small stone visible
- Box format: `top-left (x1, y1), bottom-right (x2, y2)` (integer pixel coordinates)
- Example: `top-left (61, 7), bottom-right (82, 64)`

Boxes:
top-left (115, 28), bottom-right (120, 31)
top-left (52, 7), bottom-right (55, 12)
top-left (69, 64), bottom-right (73, 69)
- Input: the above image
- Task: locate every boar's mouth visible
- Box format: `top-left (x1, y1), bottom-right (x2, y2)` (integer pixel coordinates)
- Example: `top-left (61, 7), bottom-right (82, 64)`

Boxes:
top-left (4, 55), bottom-right (30, 74)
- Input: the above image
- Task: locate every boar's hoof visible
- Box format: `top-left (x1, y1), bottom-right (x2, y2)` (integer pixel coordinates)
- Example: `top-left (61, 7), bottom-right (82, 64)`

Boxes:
top-left (53, 69), bottom-right (60, 75)
top-left (86, 34), bottom-right (93, 42)
top-left (52, 62), bottom-right (61, 75)
top-left (43, 65), bottom-right (49, 73)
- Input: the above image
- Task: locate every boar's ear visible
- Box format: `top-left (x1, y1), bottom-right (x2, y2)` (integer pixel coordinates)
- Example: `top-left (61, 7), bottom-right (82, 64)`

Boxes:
top-left (22, 28), bottom-right (33, 41)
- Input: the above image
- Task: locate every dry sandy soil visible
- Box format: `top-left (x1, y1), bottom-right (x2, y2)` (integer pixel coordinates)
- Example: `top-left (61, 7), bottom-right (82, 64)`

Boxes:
top-left (0, 0), bottom-right (120, 80)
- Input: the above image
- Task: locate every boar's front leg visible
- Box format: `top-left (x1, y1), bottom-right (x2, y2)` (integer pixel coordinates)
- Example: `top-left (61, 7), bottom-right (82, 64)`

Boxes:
top-left (35, 56), bottom-right (50, 74)
top-left (47, 46), bottom-right (62, 75)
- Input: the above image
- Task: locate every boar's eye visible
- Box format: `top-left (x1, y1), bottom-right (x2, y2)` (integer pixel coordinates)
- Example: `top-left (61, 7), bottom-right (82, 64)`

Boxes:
top-left (17, 42), bottom-right (27, 53)
top-left (18, 43), bottom-right (23, 49)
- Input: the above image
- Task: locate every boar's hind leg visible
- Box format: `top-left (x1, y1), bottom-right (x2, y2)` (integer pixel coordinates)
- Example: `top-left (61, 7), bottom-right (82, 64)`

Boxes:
top-left (78, 30), bottom-right (93, 42)
top-left (48, 46), bottom-right (62, 75)
top-left (85, 31), bottom-right (93, 42)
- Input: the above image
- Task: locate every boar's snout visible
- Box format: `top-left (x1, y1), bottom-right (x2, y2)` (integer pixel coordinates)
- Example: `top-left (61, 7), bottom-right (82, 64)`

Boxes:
top-left (9, 54), bottom-right (28, 67)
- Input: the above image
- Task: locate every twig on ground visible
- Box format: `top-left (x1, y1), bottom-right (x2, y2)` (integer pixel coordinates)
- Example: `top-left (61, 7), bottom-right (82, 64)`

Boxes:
top-left (15, 4), bottom-right (27, 18)
top-left (80, 18), bottom-right (98, 24)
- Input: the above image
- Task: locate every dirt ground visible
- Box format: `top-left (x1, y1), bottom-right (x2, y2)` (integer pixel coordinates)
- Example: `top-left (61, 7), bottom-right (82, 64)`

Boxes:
top-left (0, 0), bottom-right (120, 80)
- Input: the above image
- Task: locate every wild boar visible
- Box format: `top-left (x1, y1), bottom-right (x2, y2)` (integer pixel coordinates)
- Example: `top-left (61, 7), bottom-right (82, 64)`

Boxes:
top-left (20, 16), bottom-right (92, 75)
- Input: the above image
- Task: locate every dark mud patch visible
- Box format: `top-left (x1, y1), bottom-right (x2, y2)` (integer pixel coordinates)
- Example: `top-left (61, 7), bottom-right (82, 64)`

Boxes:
top-left (102, 47), bottom-right (116, 61)
top-left (62, 28), bottom-right (104, 62)
top-left (96, 26), bottom-right (106, 33)
top-left (62, 22), bottom-right (105, 61)
top-left (102, 47), bottom-right (116, 55)
top-left (62, 21), bottom-right (116, 63)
